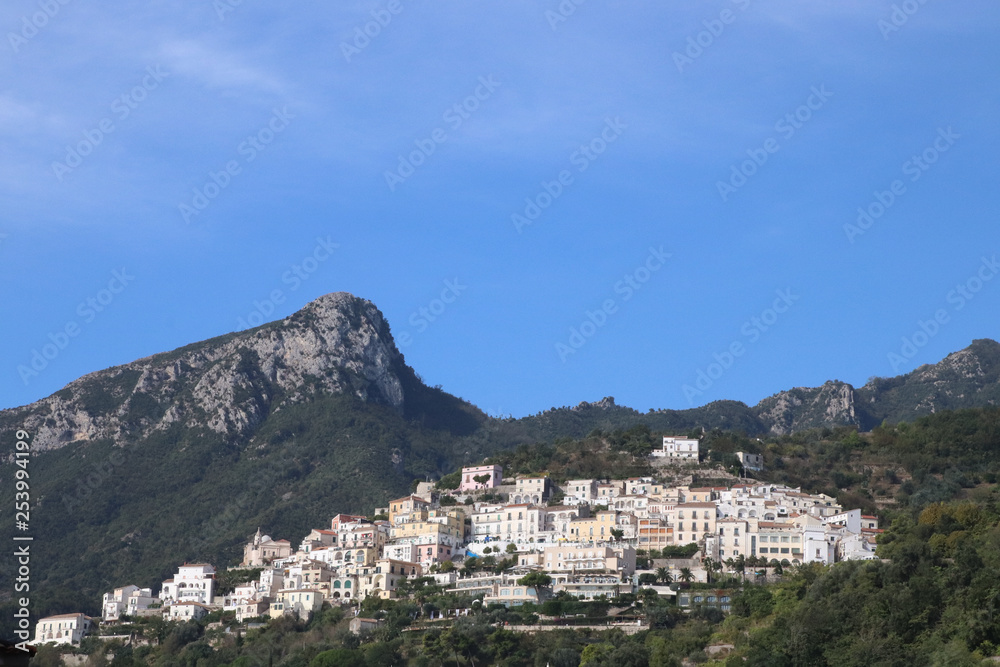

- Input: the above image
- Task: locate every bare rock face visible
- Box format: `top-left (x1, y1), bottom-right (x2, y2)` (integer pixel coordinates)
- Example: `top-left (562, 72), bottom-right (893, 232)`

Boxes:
top-left (754, 381), bottom-right (860, 436)
top-left (2, 293), bottom-right (407, 452)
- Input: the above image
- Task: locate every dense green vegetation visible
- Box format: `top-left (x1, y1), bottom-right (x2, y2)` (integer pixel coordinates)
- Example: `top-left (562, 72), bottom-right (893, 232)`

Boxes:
top-left (0, 388), bottom-right (498, 629)
top-left (715, 492), bottom-right (1000, 665)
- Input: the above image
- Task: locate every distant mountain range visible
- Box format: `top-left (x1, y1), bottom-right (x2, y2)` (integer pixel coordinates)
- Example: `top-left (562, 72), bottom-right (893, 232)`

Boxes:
top-left (487, 338), bottom-right (1000, 440)
top-left (1, 292), bottom-right (997, 624)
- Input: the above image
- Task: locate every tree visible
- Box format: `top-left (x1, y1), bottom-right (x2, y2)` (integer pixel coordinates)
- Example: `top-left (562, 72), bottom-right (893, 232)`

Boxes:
top-left (610, 528), bottom-right (625, 541)
top-left (517, 572), bottom-right (552, 587)
top-left (638, 573), bottom-right (658, 586)
top-left (309, 649), bottom-right (365, 667)
top-left (655, 567), bottom-right (672, 584)
top-left (679, 568), bottom-right (695, 584)
top-left (703, 557), bottom-right (720, 583)
top-left (473, 474), bottom-right (491, 486)
top-left (734, 553), bottom-right (747, 582)
top-left (505, 542), bottom-right (517, 554)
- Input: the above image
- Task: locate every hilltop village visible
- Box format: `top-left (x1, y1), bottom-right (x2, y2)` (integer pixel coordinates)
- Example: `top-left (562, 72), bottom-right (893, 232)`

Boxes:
top-left (33, 436), bottom-right (882, 646)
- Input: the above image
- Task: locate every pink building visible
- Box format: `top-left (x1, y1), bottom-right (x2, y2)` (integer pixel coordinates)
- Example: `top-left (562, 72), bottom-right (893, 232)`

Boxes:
top-left (459, 464), bottom-right (502, 492)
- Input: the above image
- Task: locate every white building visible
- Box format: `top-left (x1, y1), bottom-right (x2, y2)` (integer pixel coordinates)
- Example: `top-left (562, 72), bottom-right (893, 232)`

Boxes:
top-left (563, 479), bottom-right (598, 505)
top-left (655, 436), bottom-right (700, 461)
top-left (161, 563), bottom-right (215, 605)
top-left (101, 585), bottom-right (157, 621)
top-left (34, 614), bottom-right (93, 646)
top-left (541, 544), bottom-right (636, 576)
top-left (167, 602), bottom-right (212, 621)
top-left (470, 504), bottom-right (545, 543)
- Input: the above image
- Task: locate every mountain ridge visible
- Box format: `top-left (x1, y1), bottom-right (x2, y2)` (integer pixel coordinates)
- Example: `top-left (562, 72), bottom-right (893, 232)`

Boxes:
top-left (0, 292), bottom-right (998, 628)
top-left (3, 293), bottom-right (998, 451)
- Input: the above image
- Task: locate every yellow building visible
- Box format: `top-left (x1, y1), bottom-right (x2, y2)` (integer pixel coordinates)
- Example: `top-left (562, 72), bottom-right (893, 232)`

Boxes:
top-left (388, 495), bottom-right (431, 524)
top-left (568, 510), bottom-right (621, 541)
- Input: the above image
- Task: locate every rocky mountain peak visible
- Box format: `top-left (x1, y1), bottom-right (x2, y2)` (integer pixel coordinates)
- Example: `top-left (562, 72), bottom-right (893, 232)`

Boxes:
top-left (753, 380), bottom-right (859, 435)
top-left (2, 293), bottom-right (408, 452)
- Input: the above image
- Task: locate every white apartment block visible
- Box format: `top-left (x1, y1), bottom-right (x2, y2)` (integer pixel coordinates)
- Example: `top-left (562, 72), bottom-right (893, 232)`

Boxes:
top-left (167, 602), bottom-right (211, 621)
top-left (669, 502), bottom-right (718, 546)
top-left (542, 505), bottom-right (588, 537)
top-left (471, 504), bottom-right (544, 542)
top-left (624, 477), bottom-right (655, 496)
top-left (102, 585), bottom-right (157, 621)
top-left (160, 563), bottom-right (215, 605)
top-left (34, 614), bottom-right (93, 646)
top-left (563, 479), bottom-right (597, 505)
top-left (655, 436), bottom-right (700, 460)
top-left (542, 544), bottom-right (636, 576)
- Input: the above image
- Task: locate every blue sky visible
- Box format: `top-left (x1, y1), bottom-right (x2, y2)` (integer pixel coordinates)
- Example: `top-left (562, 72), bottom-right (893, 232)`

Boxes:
top-left (1, 0), bottom-right (998, 417)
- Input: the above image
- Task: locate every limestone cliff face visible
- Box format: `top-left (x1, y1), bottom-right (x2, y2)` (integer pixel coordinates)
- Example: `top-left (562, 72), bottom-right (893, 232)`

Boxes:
top-left (1, 293), bottom-right (408, 452)
top-left (753, 381), bottom-right (860, 435)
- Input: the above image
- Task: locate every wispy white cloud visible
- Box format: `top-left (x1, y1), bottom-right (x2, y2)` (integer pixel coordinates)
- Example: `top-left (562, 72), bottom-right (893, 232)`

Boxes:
top-left (158, 39), bottom-right (287, 96)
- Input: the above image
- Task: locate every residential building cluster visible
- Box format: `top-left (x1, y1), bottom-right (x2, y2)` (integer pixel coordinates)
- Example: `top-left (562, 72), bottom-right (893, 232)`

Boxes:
top-left (33, 437), bottom-right (882, 646)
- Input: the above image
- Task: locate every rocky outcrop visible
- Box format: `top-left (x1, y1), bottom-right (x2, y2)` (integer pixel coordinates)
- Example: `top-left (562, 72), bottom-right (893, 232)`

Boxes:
top-left (1, 293), bottom-right (408, 451)
top-left (753, 381), bottom-right (860, 435)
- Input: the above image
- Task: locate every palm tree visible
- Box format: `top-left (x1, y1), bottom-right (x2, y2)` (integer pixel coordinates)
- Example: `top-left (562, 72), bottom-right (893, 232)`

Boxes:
top-left (679, 567), bottom-right (695, 585)
top-left (734, 554), bottom-right (747, 582)
top-left (703, 557), bottom-right (715, 584)
top-left (655, 567), bottom-right (672, 584)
